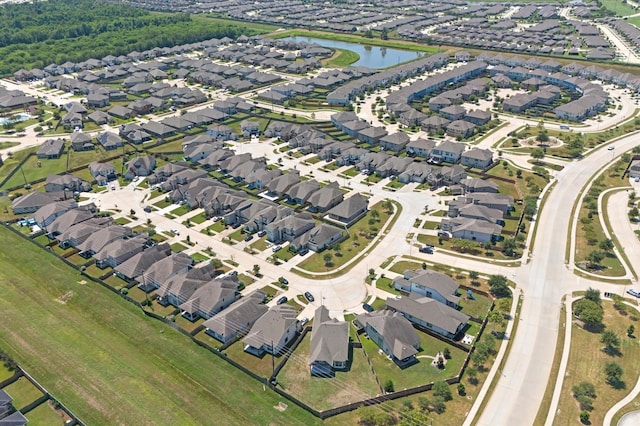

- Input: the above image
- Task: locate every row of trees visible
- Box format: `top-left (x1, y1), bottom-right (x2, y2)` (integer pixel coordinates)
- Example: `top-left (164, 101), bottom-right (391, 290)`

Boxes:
top-left (0, 2), bottom-right (263, 76)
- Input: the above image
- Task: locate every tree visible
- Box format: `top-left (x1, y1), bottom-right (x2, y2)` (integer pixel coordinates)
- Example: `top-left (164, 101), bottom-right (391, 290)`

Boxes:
top-left (383, 379), bottom-right (394, 393)
top-left (584, 288), bottom-right (601, 305)
top-left (443, 347), bottom-right (451, 359)
top-left (466, 366), bottom-right (478, 384)
top-left (252, 264), bottom-right (261, 276)
top-left (604, 361), bottom-right (623, 387)
top-left (627, 324), bottom-right (635, 337)
top-left (586, 250), bottom-right (605, 269)
top-left (536, 131), bottom-right (549, 143)
top-left (580, 411), bottom-right (590, 424)
top-left (599, 238), bottom-right (614, 253)
top-left (430, 396), bottom-right (446, 414)
top-left (573, 299), bottom-right (603, 329)
top-left (601, 330), bottom-right (620, 355)
top-left (323, 252), bottom-right (333, 266)
top-left (488, 275), bottom-right (511, 298)
top-left (531, 148), bottom-right (545, 162)
top-left (502, 238), bottom-right (517, 257)
top-left (472, 342), bottom-right (490, 368)
top-left (417, 396), bottom-right (430, 412)
top-left (630, 207), bottom-right (639, 219)
top-left (210, 258), bottom-right (223, 270)
top-left (380, 28), bottom-right (388, 40)
top-left (488, 310), bottom-right (506, 326)
top-left (457, 383), bottom-right (466, 396)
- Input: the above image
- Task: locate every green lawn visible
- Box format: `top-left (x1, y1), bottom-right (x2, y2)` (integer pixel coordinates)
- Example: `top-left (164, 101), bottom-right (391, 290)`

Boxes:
top-left (170, 205), bottom-right (192, 216)
top-left (297, 202), bottom-right (392, 272)
top-left (360, 329), bottom-right (465, 390)
top-left (555, 301), bottom-right (640, 425)
top-left (0, 227), bottom-right (320, 425)
top-left (25, 401), bottom-right (68, 425)
top-left (458, 292), bottom-right (492, 320)
top-left (189, 212), bottom-right (208, 224)
top-left (170, 242), bottom-right (188, 253)
top-left (2, 376), bottom-right (44, 410)
top-left (276, 334), bottom-right (381, 410)
top-left (0, 363), bottom-right (15, 382)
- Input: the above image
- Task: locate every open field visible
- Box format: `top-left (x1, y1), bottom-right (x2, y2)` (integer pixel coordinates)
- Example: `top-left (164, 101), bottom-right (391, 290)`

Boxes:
top-left (554, 300), bottom-right (640, 425)
top-left (0, 226), bottom-right (320, 426)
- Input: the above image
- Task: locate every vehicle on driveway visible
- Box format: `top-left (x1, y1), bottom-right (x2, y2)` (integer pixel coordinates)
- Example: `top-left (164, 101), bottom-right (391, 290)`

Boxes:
top-left (627, 289), bottom-right (640, 298)
top-left (257, 230), bottom-right (266, 237)
top-left (244, 234), bottom-right (254, 242)
top-left (419, 245), bottom-right (434, 254)
top-left (304, 291), bottom-right (314, 302)
top-left (276, 296), bottom-right (288, 305)
top-left (362, 303), bottom-right (374, 312)
top-left (170, 229), bottom-right (180, 236)
top-left (272, 245), bottom-right (282, 252)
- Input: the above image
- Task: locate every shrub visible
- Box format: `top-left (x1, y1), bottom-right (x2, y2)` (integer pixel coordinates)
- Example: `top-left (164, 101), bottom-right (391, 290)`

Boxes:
top-left (580, 411), bottom-right (590, 424)
top-left (383, 379), bottom-right (394, 393)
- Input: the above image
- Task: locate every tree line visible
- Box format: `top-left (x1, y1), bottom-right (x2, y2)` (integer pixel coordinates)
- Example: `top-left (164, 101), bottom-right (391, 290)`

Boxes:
top-left (0, 0), bottom-right (264, 76)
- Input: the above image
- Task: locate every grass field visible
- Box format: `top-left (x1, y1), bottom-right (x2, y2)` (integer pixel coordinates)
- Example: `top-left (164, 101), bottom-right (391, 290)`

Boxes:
top-left (25, 401), bottom-right (68, 425)
top-left (2, 376), bottom-right (44, 410)
top-left (0, 226), bottom-right (320, 425)
top-left (554, 300), bottom-right (640, 425)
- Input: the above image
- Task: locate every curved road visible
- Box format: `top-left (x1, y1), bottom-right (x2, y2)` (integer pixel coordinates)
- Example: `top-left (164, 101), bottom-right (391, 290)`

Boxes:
top-left (478, 132), bottom-right (640, 425)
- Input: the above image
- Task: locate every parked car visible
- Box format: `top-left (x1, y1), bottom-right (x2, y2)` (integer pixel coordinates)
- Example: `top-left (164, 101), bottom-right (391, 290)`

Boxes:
top-left (170, 229), bottom-right (180, 236)
top-left (362, 303), bottom-right (374, 312)
top-left (257, 230), bottom-right (267, 237)
top-left (419, 245), bottom-right (434, 254)
top-left (272, 245), bottom-right (282, 252)
top-left (300, 317), bottom-right (309, 326)
top-left (627, 289), bottom-right (640, 298)
top-left (143, 206), bottom-right (152, 213)
top-left (304, 291), bottom-right (314, 302)
top-left (244, 234), bottom-right (254, 242)
top-left (276, 296), bottom-right (288, 305)
top-left (280, 278), bottom-right (288, 285)
top-left (298, 247), bottom-right (309, 256)
top-left (608, 146), bottom-right (615, 151)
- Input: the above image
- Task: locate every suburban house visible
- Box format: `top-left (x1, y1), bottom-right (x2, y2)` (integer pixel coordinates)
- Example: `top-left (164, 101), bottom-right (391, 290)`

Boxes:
top-left (306, 181), bottom-right (344, 213)
top-left (138, 252), bottom-right (193, 292)
top-left (355, 310), bottom-right (420, 367)
top-left (441, 216), bottom-right (502, 243)
top-left (179, 278), bottom-right (239, 321)
top-left (124, 155), bottom-right (156, 180)
top-left (203, 290), bottom-right (267, 343)
top-left (0, 389), bottom-right (13, 417)
top-left (156, 265), bottom-right (219, 308)
top-left (446, 120), bottom-right (476, 138)
top-left (379, 132), bottom-right (410, 153)
top-left (33, 199), bottom-right (78, 228)
top-left (459, 178), bottom-right (499, 193)
top-left (309, 305), bottom-right (349, 377)
top-left (406, 138), bottom-right (436, 158)
top-left (431, 141), bottom-right (465, 163)
top-left (393, 269), bottom-right (461, 308)
top-left (89, 161), bottom-right (116, 186)
top-left (386, 296), bottom-right (470, 339)
top-left (326, 193), bottom-right (368, 226)
top-left (37, 138), bottom-right (65, 159)
top-left (70, 132), bottom-right (94, 151)
top-left (291, 223), bottom-right (344, 253)
top-left (461, 148), bottom-right (493, 169)
top-left (97, 132), bottom-right (124, 150)
top-left (94, 235), bottom-right (147, 269)
top-left (243, 304), bottom-right (298, 356)
top-left (76, 225), bottom-right (132, 257)
top-left (44, 174), bottom-right (91, 193)
top-left (285, 179), bottom-right (321, 205)
top-left (55, 217), bottom-right (113, 248)
top-left (45, 208), bottom-right (94, 238)
top-left (449, 193), bottom-right (514, 217)
top-left (265, 214), bottom-right (315, 244)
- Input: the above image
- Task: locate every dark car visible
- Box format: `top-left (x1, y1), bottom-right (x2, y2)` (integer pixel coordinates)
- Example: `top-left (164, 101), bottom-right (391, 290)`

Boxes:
top-left (419, 245), bottom-right (434, 254)
top-left (304, 291), bottom-right (314, 302)
top-left (276, 296), bottom-right (288, 305)
top-left (362, 303), bottom-right (374, 312)
top-left (244, 234), bottom-right (254, 242)
top-left (281, 278), bottom-right (289, 285)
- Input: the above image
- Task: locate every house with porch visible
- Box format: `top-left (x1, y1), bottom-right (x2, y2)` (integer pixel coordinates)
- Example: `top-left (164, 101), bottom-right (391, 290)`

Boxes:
top-left (243, 305), bottom-right (298, 356)
top-left (309, 306), bottom-right (349, 377)
top-left (203, 290), bottom-right (268, 343)
top-left (354, 310), bottom-right (420, 367)
top-left (393, 269), bottom-right (461, 308)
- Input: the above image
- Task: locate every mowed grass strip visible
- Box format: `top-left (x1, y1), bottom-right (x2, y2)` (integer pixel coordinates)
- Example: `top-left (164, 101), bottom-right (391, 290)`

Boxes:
top-left (554, 300), bottom-right (640, 425)
top-left (0, 227), bottom-right (319, 426)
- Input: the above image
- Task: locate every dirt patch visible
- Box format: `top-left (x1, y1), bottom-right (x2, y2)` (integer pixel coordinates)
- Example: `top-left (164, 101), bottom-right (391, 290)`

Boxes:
top-left (55, 291), bottom-right (74, 304)
top-left (77, 280), bottom-right (87, 285)
top-left (47, 400), bottom-right (73, 423)
top-left (520, 136), bottom-right (563, 148)
top-left (274, 401), bottom-right (288, 412)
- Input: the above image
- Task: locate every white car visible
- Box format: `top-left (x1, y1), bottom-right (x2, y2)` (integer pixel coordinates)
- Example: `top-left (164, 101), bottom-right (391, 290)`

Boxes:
top-left (608, 146), bottom-right (615, 151)
top-left (627, 289), bottom-right (640, 298)
top-left (170, 229), bottom-right (180, 236)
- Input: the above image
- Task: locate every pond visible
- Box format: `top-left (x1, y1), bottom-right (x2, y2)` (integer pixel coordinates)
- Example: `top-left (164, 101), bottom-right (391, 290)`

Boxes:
top-left (283, 36), bottom-right (424, 69)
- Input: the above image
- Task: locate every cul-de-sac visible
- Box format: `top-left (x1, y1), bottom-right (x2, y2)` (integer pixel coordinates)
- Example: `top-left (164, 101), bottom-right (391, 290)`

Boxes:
top-left (1, 0), bottom-right (640, 425)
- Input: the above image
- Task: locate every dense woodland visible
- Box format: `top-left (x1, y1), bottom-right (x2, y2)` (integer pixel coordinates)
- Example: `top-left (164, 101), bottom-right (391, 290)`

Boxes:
top-left (0, 0), bottom-right (262, 76)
